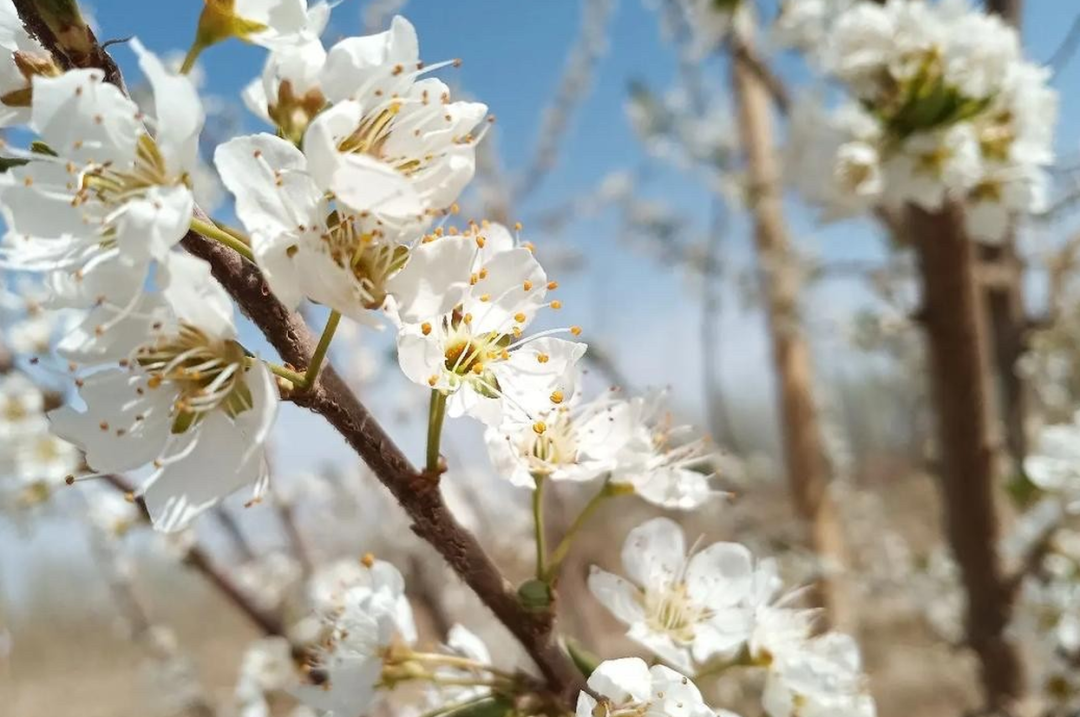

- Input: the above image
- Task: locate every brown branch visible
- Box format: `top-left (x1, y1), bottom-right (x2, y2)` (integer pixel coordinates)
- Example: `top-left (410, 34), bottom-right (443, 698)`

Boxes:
top-left (730, 35), bottom-right (790, 117)
top-left (181, 231), bottom-right (584, 701)
top-left (729, 15), bottom-right (853, 630)
top-left (101, 474), bottom-right (288, 638)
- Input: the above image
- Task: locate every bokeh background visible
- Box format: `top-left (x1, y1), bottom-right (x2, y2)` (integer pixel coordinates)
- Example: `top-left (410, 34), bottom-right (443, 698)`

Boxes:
top-left (3, 2), bottom-right (1080, 717)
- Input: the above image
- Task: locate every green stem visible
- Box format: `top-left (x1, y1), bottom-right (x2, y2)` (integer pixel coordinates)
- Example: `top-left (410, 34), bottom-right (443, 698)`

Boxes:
top-left (426, 389), bottom-right (447, 473)
top-left (543, 480), bottom-right (619, 583)
top-left (179, 41), bottom-right (204, 75)
top-left (532, 473), bottom-right (548, 579)
top-left (247, 356), bottom-right (306, 387)
top-left (190, 218), bottom-right (254, 262)
top-left (303, 310), bottom-right (341, 387)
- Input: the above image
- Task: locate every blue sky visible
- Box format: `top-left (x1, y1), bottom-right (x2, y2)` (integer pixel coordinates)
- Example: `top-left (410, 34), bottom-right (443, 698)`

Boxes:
top-left (73, 1), bottom-right (1080, 472)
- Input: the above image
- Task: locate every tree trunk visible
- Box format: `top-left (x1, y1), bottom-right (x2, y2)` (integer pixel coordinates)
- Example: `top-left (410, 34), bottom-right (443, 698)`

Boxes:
top-left (981, 0), bottom-right (1029, 476)
top-left (729, 19), bottom-right (854, 631)
top-left (909, 204), bottom-right (1025, 712)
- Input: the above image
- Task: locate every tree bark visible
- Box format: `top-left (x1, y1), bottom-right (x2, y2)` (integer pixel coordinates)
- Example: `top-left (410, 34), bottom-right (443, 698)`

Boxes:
top-left (909, 204), bottom-right (1025, 712)
top-left (729, 20), bottom-right (853, 630)
top-left (981, 0), bottom-right (1030, 477)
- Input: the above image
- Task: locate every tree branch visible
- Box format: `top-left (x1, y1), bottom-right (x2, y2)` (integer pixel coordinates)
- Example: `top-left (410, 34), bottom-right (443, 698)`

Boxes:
top-left (16, 1), bottom-right (584, 702)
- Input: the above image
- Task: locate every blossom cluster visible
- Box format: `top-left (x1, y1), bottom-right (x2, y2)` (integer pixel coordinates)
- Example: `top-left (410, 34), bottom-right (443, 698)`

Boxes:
top-left (0, 2), bottom-right (878, 717)
top-left (781, 0), bottom-right (1057, 241)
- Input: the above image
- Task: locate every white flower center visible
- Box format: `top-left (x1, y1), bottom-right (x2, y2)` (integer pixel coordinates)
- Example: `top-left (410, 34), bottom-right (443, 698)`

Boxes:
top-left (316, 212), bottom-right (408, 308)
top-left (77, 134), bottom-right (182, 210)
top-left (135, 325), bottom-right (252, 433)
top-left (521, 411), bottom-right (578, 472)
top-left (642, 582), bottom-right (708, 644)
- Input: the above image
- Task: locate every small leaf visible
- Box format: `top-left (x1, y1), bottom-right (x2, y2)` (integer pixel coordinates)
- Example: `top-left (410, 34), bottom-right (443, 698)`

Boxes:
top-left (517, 578), bottom-right (553, 611)
top-left (565, 638), bottom-right (601, 678)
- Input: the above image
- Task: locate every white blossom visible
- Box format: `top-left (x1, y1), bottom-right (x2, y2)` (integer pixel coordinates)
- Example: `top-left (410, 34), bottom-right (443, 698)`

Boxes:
top-left (390, 223), bottom-right (586, 426)
top-left (0, 42), bottom-right (203, 309)
top-left (49, 253), bottom-right (278, 532)
top-left (576, 658), bottom-right (715, 717)
top-left (589, 517), bottom-right (755, 672)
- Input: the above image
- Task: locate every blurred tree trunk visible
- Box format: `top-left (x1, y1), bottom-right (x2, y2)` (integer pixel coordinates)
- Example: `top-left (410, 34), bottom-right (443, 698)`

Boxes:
top-left (981, 0), bottom-right (1030, 477)
top-left (908, 204), bottom-right (1026, 712)
top-left (729, 18), bottom-right (854, 631)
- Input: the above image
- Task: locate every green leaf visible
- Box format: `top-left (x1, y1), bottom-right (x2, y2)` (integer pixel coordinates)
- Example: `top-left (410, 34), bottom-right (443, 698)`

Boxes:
top-left (565, 638), bottom-right (601, 678)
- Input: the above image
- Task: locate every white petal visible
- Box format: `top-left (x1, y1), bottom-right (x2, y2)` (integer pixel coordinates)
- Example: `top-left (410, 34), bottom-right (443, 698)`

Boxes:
top-left (132, 39), bottom-right (204, 176)
top-left (31, 69), bottom-right (140, 167)
top-left (48, 370), bottom-right (172, 473)
top-left (586, 657), bottom-right (652, 704)
top-left (621, 517), bottom-right (687, 592)
top-left (141, 411), bottom-right (266, 533)
top-left (160, 252), bottom-right (236, 340)
top-left (112, 184), bottom-right (193, 261)
top-left (214, 133), bottom-right (323, 238)
top-left (588, 567), bottom-right (647, 625)
top-left (387, 236), bottom-right (474, 323)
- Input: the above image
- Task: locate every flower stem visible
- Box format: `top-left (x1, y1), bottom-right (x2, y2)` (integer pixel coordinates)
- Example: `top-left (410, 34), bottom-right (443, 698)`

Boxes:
top-left (532, 473), bottom-right (548, 580)
top-left (179, 41), bottom-right (204, 76)
top-left (303, 310), bottom-right (341, 387)
top-left (247, 357), bottom-right (306, 387)
top-left (407, 652), bottom-right (520, 682)
top-left (543, 480), bottom-right (621, 583)
top-left (190, 218), bottom-right (254, 262)
top-left (426, 390), bottom-right (447, 474)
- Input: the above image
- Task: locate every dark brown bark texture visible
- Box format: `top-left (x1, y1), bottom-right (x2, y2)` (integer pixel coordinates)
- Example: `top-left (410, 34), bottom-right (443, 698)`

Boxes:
top-left (909, 204), bottom-right (1025, 712)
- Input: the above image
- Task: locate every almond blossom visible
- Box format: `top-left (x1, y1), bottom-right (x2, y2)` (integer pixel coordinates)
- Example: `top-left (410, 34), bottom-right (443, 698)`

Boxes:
top-left (294, 558), bottom-right (417, 717)
top-left (216, 133), bottom-right (410, 321)
top-left (303, 16), bottom-right (487, 224)
top-left (782, 0), bottom-right (1057, 241)
top-left (589, 517), bottom-right (755, 672)
top-left (576, 658), bottom-right (716, 717)
top-left (0, 40), bottom-right (203, 309)
top-left (483, 392), bottom-right (628, 487)
top-left (390, 223), bottom-right (586, 426)
top-left (49, 253), bottom-right (278, 532)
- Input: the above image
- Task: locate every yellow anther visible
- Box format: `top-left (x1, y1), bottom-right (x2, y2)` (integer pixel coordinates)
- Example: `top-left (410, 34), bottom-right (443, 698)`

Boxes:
top-left (361, 552), bottom-right (376, 567)
top-left (469, 273), bottom-right (479, 285)
top-left (551, 300), bottom-right (562, 310)
top-left (421, 322), bottom-right (432, 336)
top-left (523, 280), bottom-right (533, 291)
top-left (479, 268), bottom-right (489, 279)
top-left (512, 326), bottom-right (522, 337)
top-left (537, 353), bottom-right (550, 364)
top-left (570, 326), bottom-right (582, 336)
top-left (550, 390), bottom-right (564, 404)
top-left (514, 312), bottom-right (527, 323)
top-left (463, 313), bottom-right (473, 324)
top-left (450, 203), bottom-right (460, 215)
top-left (479, 294), bottom-right (491, 302)
top-left (514, 222), bottom-right (523, 231)
top-left (547, 281), bottom-right (559, 290)
top-left (427, 375), bottom-right (438, 387)
top-left (533, 421), bottom-right (547, 435)
top-left (476, 236), bottom-right (486, 248)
